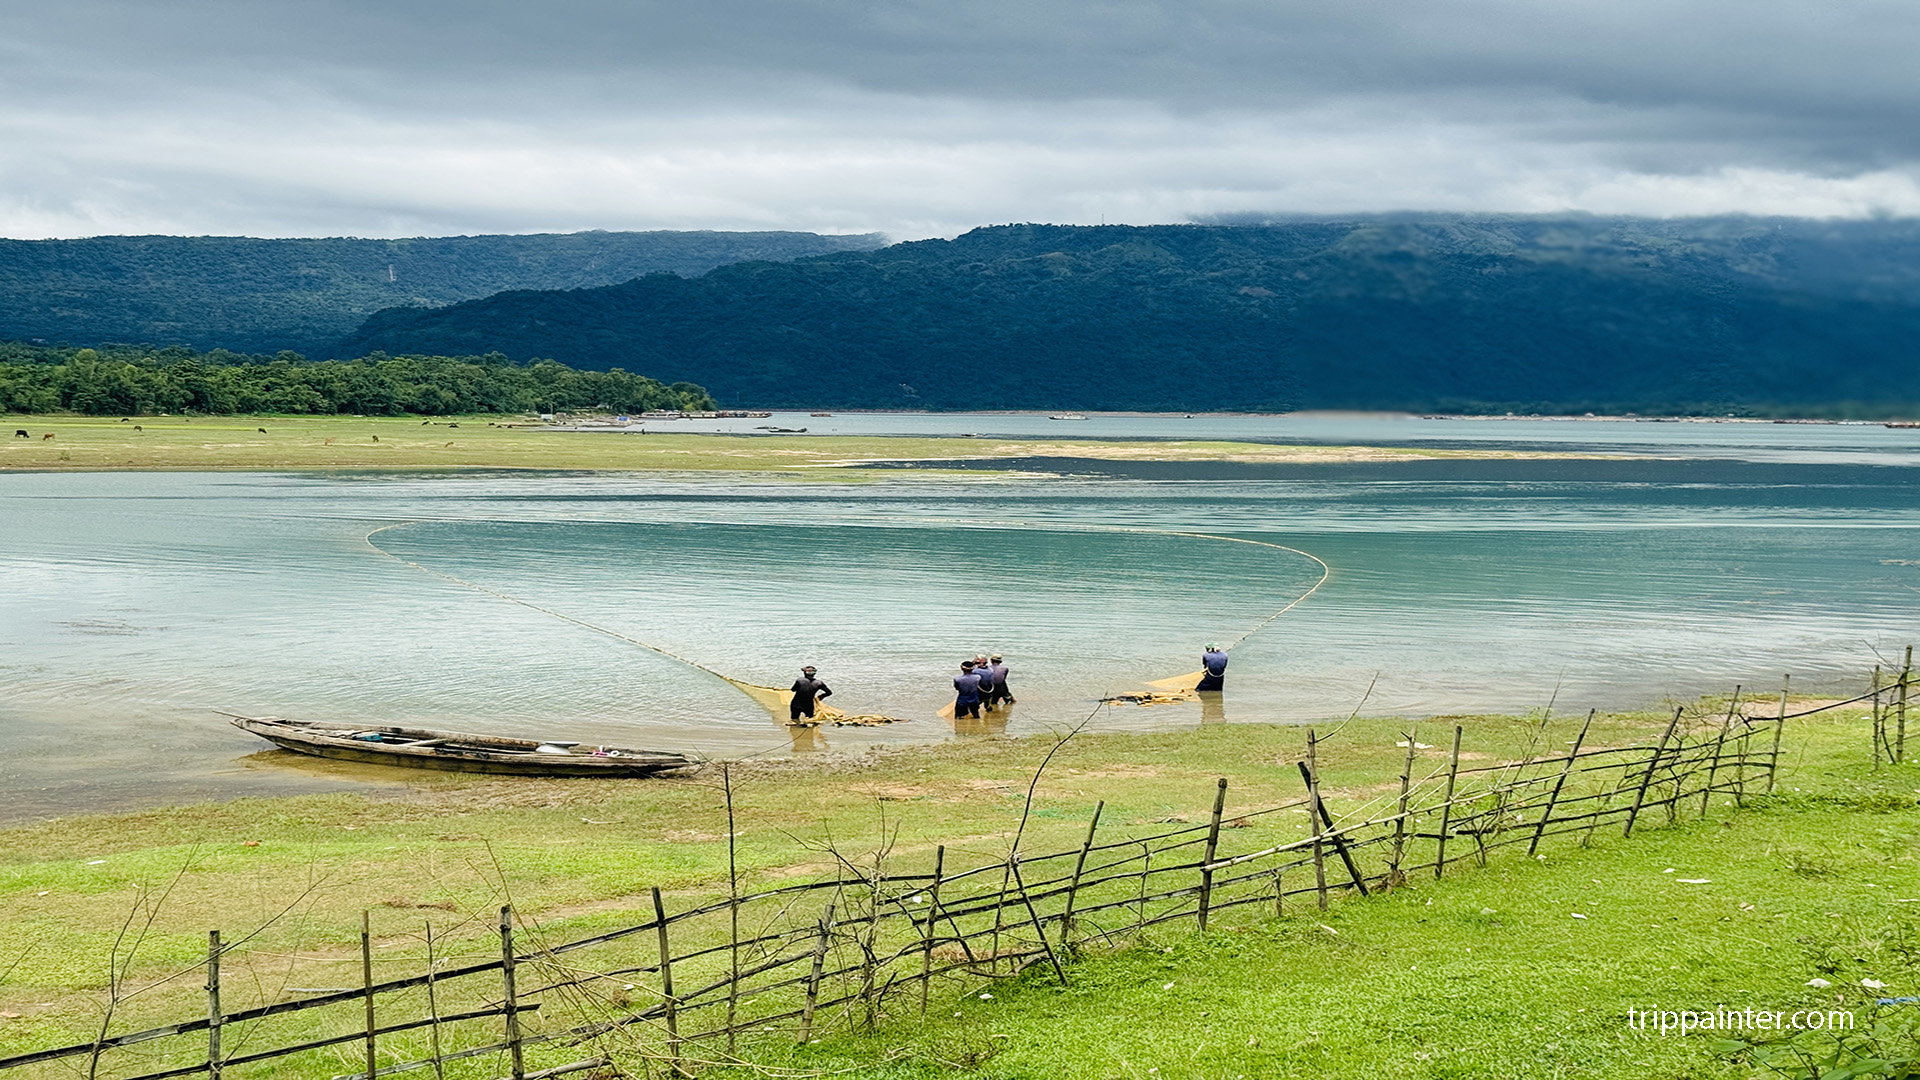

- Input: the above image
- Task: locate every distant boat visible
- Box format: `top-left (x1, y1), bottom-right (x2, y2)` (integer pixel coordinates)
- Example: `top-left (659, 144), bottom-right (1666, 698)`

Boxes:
top-left (1888, 422), bottom-right (1920, 429)
top-left (228, 715), bottom-right (697, 777)
top-left (1048, 413), bottom-right (1089, 421)
top-left (810, 412), bottom-right (833, 417)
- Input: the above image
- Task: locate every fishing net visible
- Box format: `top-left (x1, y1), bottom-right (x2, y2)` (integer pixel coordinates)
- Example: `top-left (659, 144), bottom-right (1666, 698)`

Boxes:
top-left (366, 521), bottom-right (1326, 730)
top-left (727, 677), bottom-right (908, 728)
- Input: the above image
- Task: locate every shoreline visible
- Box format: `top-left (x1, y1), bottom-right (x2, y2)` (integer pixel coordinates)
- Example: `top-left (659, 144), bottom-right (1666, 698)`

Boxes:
top-left (0, 414), bottom-right (1627, 473)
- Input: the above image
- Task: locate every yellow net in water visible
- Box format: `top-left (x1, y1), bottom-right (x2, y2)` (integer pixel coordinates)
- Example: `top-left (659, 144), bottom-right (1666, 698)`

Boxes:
top-left (1143, 669), bottom-right (1208, 693)
top-left (727, 677), bottom-right (906, 728)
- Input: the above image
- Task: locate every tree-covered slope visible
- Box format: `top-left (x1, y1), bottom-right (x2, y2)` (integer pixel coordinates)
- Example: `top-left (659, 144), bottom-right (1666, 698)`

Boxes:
top-left (0, 230), bottom-right (884, 356)
top-left (0, 343), bottom-right (713, 416)
top-left (338, 218), bottom-right (1920, 414)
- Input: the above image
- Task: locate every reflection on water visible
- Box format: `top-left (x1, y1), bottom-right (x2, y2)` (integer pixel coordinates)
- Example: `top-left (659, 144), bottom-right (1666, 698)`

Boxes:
top-left (1199, 693), bottom-right (1228, 725)
top-left (952, 702), bottom-right (1013, 738)
top-left (3, 449), bottom-right (1918, 821)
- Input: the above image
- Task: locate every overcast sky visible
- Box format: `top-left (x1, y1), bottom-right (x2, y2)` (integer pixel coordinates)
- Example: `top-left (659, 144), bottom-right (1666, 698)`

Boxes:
top-left (2, 0), bottom-right (1917, 239)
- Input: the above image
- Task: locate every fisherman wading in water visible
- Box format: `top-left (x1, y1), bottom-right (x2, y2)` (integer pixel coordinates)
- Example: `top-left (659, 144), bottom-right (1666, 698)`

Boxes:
top-left (790, 666), bottom-right (832, 723)
top-left (972, 654), bottom-right (998, 710)
top-left (1196, 644), bottom-right (1228, 692)
top-left (984, 653), bottom-right (1014, 708)
top-left (953, 661), bottom-right (984, 719)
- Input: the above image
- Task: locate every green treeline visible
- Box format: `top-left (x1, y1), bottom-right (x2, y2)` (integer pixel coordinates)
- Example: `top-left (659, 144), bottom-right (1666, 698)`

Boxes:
top-left (0, 343), bottom-right (716, 416)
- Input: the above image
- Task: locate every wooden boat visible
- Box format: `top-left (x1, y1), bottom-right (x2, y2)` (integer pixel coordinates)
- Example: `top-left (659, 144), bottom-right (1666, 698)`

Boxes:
top-left (228, 715), bottom-right (698, 777)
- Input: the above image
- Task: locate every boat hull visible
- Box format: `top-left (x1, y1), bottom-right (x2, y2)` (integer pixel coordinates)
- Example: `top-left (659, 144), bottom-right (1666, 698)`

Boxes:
top-left (231, 716), bottom-right (697, 777)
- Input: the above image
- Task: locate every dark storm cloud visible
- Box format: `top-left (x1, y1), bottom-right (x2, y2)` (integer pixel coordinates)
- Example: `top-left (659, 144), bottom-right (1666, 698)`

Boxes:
top-left (1, 1), bottom-right (1916, 236)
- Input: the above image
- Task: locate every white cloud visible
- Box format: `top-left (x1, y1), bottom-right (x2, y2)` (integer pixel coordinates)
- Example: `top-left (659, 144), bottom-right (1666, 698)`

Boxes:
top-left (1, 1), bottom-right (1917, 237)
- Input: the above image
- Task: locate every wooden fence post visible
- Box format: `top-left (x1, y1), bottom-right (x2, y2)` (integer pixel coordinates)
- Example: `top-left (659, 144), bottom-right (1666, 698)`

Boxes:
top-left (1198, 778), bottom-right (1228, 931)
top-left (653, 887), bottom-right (679, 1072)
top-left (425, 922), bottom-right (444, 1080)
top-left (1701, 687), bottom-right (1740, 818)
top-left (1061, 802), bottom-right (1103, 949)
top-left (1624, 708), bottom-right (1682, 838)
top-left (1386, 726), bottom-right (1417, 891)
top-left (1529, 710), bottom-right (1593, 857)
top-left (1872, 666), bottom-right (1885, 770)
top-left (861, 858), bottom-right (886, 1029)
top-left (1434, 726), bottom-right (1463, 880)
top-left (1770, 675), bottom-right (1789, 793)
top-left (1732, 692), bottom-right (1755, 806)
top-left (500, 906), bottom-right (524, 1080)
top-left (920, 845), bottom-right (944, 1015)
top-left (1010, 859), bottom-right (1069, 985)
top-left (205, 931), bottom-right (222, 1080)
top-left (1297, 761), bottom-right (1367, 894)
top-left (361, 911), bottom-right (377, 1080)
top-left (1135, 841), bottom-right (1152, 927)
top-left (798, 902), bottom-right (836, 1045)
top-left (723, 763), bottom-right (739, 1054)
top-left (1899, 645), bottom-right (1911, 764)
top-left (1307, 730), bottom-right (1329, 909)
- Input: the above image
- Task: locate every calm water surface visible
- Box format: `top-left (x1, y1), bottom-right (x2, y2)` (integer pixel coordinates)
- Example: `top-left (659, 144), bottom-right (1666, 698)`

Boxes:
top-left (3, 422), bottom-right (1917, 821)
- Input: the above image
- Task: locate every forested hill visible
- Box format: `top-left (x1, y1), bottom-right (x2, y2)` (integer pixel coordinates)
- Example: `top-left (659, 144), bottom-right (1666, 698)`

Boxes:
top-left (0, 230), bottom-right (884, 357)
top-left (340, 218), bottom-right (1920, 415)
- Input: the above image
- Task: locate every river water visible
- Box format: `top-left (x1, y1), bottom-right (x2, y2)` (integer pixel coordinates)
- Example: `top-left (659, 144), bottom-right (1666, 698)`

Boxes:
top-left (2, 415), bottom-right (1917, 821)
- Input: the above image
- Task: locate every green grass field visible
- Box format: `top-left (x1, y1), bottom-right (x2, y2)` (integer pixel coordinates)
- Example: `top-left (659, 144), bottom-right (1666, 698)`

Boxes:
top-left (1, 701), bottom-right (1914, 1078)
top-left (0, 414), bottom-right (1582, 472)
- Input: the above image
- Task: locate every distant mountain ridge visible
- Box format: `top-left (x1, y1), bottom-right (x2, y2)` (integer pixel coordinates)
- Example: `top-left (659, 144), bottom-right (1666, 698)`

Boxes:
top-left (336, 217), bottom-right (1920, 415)
top-left (0, 230), bottom-right (885, 356)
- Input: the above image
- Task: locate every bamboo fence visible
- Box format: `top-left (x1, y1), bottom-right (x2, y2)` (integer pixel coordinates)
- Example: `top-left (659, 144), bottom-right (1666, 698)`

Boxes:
top-left (3, 669), bottom-right (1909, 1080)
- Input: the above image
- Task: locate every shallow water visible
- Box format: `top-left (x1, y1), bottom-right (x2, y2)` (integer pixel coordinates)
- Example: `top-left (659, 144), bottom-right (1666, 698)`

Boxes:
top-left (3, 433), bottom-right (1918, 821)
top-left (630, 411), bottom-right (1920, 467)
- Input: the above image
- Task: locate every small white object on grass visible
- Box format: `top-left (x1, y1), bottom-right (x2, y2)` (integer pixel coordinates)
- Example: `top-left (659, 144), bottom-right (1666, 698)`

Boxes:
top-left (1807, 978), bottom-right (1832, 988)
top-left (1676, 879), bottom-right (1711, 884)
top-left (1570, 913), bottom-right (1587, 919)
top-left (1863, 979), bottom-right (1888, 989)
top-left (979, 992), bottom-right (993, 1000)
top-left (1163, 982), bottom-right (1175, 990)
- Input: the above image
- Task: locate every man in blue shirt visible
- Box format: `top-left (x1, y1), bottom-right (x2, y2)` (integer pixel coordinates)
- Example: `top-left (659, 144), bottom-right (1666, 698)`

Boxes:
top-left (1197, 644), bottom-right (1228, 692)
top-left (985, 653), bottom-right (1014, 707)
top-left (972, 654), bottom-right (998, 710)
top-left (953, 661), bottom-right (984, 719)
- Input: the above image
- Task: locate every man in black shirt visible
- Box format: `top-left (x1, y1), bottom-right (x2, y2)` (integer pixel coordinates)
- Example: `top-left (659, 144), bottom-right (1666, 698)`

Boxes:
top-left (789, 666), bottom-right (832, 723)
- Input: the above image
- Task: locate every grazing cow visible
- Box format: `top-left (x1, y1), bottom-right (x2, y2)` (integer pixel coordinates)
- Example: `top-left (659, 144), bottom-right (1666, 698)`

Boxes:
top-left (133, 425), bottom-right (142, 431)
top-left (119, 418), bottom-right (130, 423)
top-left (42, 433), bottom-right (54, 440)
top-left (324, 437), bottom-right (335, 445)
top-left (371, 435), bottom-right (379, 442)
top-left (444, 441), bottom-right (453, 447)
top-left (257, 427), bottom-right (267, 434)
top-left (13, 430), bottom-right (26, 438)
top-left (447, 422), bottom-right (458, 428)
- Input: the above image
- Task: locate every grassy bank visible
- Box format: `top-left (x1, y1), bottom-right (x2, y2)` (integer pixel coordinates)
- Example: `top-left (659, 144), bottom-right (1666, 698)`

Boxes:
top-left (1, 699), bottom-right (1914, 1077)
top-left (0, 414), bottom-right (1590, 472)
